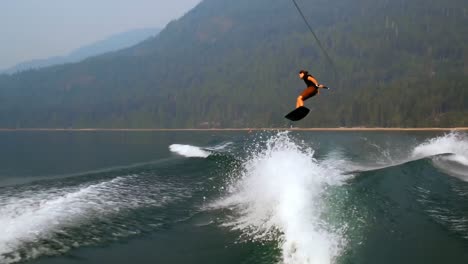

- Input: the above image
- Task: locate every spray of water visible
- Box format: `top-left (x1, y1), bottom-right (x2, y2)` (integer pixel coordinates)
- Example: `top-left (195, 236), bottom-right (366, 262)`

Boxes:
top-left (213, 132), bottom-right (349, 264)
top-left (412, 132), bottom-right (468, 179)
top-left (0, 174), bottom-right (189, 263)
top-left (169, 144), bottom-right (211, 158)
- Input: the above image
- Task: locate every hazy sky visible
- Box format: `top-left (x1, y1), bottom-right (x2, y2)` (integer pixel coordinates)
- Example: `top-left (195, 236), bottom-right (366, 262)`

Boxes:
top-left (0, 0), bottom-right (201, 70)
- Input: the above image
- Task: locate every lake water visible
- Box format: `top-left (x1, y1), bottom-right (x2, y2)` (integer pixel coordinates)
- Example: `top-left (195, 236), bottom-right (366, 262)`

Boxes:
top-left (1, 130), bottom-right (467, 264)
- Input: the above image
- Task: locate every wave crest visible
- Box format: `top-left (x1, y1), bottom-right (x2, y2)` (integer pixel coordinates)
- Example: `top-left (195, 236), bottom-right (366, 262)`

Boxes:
top-left (412, 132), bottom-right (468, 179)
top-left (169, 144), bottom-right (211, 158)
top-left (213, 132), bottom-right (348, 264)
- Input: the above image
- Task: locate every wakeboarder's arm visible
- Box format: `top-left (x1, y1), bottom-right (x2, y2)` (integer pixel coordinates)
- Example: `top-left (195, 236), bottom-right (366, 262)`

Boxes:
top-left (307, 76), bottom-right (320, 87)
top-left (307, 76), bottom-right (328, 89)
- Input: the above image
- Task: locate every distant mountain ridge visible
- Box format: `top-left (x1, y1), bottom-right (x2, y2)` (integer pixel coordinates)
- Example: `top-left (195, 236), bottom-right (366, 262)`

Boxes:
top-left (1, 27), bottom-right (161, 74)
top-left (0, 0), bottom-right (466, 128)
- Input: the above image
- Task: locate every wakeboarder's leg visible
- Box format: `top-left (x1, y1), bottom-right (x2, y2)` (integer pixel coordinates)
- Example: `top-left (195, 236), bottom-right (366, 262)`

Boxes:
top-left (296, 96), bottom-right (304, 108)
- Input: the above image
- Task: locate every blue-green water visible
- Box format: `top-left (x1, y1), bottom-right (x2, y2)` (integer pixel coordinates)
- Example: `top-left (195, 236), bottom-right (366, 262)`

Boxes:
top-left (1, 131), bottom-right (468, 264)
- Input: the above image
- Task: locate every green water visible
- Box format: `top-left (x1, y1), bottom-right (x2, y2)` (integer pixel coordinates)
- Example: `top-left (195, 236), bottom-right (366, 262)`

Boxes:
top-left (1, 131), bottom-right (467, 264)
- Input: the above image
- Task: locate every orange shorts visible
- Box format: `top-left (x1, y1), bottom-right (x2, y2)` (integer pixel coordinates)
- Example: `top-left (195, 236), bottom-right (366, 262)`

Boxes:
top-left (300, 86), bottom-right (318, 101)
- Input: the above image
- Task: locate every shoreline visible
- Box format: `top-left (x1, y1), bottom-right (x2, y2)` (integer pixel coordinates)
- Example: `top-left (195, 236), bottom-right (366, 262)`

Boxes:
top-left (0, 127), bottom-right (467, 132)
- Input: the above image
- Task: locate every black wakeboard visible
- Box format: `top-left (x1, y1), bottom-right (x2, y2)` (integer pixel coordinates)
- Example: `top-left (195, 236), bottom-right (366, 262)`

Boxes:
top-left (285, 106), bottom-right (310, 121)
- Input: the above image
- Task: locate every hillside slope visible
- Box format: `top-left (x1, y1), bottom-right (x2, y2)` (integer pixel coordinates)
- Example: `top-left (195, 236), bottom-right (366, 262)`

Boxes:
top-left (1, 27), bottom-right (160, 74)
top-left (0, 0), bottom-right (466, 128)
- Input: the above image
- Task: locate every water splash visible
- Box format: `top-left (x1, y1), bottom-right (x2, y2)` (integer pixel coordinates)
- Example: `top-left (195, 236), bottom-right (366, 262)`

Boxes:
top-left (169, 144), bottom-right (211, 158)
top-left (0, 174), bottom-right (189, 263)
top-left (213, 132), bottom-right (349, 264)
top-left (412, 132), bottom-right (468, 179)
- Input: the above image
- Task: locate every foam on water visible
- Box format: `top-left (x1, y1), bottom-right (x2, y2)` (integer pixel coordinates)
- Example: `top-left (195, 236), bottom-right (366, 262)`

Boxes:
top-left (213, 132), bottom-right (349, 264)
top-left (0, 174), bottom-right (188, 263)
top-left (413, 132), bottom-right (468, 164)
top-left (205, 142), bottom-right (233, 151)
top-left (335, 132), bottom-right (468, 176)
top-left (412, 132), bottom-right (468, 179)
top-left (169, 144), bottom-right (211, 158)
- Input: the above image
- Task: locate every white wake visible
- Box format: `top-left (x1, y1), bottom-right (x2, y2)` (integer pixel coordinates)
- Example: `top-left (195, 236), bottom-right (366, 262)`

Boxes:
top-left (213, 132), bottom-right (349, 264)
top-left (412, 132), bottom-right (468, 179)
top-left (169, 144), bottom-right (211, 158)
top-left (0, 175), bottom-right (186, 263)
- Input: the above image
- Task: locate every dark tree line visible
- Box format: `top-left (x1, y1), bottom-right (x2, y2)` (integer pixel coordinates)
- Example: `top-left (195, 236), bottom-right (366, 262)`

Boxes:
top-left (0, 0), bottom-right (466, 128)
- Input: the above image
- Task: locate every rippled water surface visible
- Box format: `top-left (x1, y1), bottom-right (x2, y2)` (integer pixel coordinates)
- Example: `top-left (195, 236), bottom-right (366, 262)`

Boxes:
top-left (1, 131), bottom-right (467, 264)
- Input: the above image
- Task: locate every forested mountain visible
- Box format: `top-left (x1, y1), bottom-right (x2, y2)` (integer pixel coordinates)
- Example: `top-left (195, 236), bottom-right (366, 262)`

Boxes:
top-left (1, 27), bottom-right (160, 74)
top-left (0, 0), bottom-right (466, 128)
